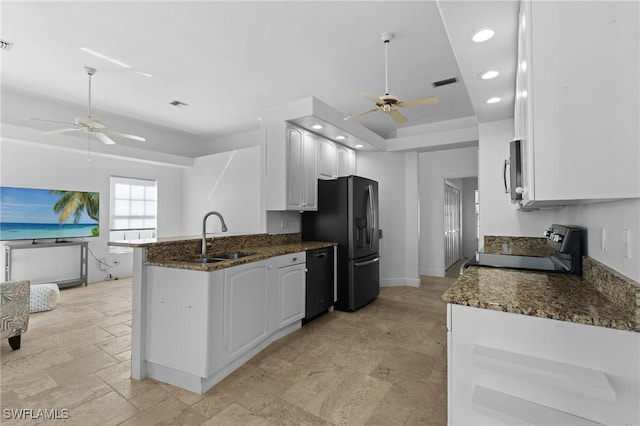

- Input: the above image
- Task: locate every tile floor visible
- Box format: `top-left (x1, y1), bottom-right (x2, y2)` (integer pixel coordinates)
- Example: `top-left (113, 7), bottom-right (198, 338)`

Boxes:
top-left (1, 271), bottom-right (457, 425)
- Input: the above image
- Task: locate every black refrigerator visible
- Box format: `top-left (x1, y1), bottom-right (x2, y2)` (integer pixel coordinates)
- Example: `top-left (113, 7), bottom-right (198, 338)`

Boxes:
top-left (302, 175), bottom-right (380, 312)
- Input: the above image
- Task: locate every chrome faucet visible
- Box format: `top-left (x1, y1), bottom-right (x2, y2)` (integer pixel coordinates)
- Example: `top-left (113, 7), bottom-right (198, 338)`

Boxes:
top-left (201, 211), bottom-right (228, 257)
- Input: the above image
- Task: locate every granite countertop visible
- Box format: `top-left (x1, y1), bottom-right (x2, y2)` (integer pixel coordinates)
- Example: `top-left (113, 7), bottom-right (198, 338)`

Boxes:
top-left (442, 266), bottom-right (640, 333)
top-left (145, 241), bottom-right (335, 272)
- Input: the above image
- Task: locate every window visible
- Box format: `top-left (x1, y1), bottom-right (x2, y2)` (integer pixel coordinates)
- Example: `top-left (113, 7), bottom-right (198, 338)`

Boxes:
top-left (109, 176), bottom-right (157, 251)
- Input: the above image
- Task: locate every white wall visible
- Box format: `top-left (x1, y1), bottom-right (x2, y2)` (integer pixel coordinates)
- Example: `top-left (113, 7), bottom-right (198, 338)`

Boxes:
top-left (419, 147), bottom-right (478, 277)
top-left (357, 151), bottom-right (420, 287)
top-left (1, 139), bottom-right (185, 283)
top-left (182, 147), bottom-right (262, 236)
top-left (558, 200), bottom-right (640, 281)
top-left (478, 119), bottom-right (558, 242)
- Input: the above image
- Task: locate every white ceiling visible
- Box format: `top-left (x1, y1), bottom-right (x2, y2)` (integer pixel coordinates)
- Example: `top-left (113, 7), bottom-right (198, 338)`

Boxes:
top-left (0, 1), bottom-right (518, 151)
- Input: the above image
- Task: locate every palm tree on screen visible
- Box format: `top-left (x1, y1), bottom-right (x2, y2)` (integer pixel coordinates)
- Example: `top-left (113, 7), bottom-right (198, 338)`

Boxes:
top-left (50, 191), bottom-right (99, 224)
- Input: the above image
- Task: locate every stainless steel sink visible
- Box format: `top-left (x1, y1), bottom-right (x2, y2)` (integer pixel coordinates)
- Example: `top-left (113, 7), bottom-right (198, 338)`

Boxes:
top-left (188, 257), bottom-right (225, 264)
top-left (212, 252), bottom-right (255, 260)
top-left (187, 252), bottom-right (256, 263)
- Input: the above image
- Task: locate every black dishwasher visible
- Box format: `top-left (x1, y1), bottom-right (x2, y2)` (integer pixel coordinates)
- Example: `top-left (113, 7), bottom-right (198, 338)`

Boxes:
top-left (304, 247), bottom-right (334, 321)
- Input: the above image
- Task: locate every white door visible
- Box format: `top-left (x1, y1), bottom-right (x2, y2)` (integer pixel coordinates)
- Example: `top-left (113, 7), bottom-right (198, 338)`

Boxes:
top-left (444, 180), bottom-right (461, 270)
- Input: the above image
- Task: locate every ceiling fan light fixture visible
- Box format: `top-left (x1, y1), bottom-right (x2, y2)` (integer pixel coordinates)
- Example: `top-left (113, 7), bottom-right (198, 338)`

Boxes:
top-left (472, 28), bottom-right (495, 43)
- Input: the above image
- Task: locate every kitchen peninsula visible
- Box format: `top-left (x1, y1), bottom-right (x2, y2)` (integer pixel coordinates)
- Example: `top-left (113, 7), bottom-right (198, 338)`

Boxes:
top-left (109, 233), bottom-right (335, 394)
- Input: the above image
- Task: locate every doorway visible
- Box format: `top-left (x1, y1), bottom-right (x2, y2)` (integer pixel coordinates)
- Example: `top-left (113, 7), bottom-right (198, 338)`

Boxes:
top-left (444, 180), bottom-right (461, 270)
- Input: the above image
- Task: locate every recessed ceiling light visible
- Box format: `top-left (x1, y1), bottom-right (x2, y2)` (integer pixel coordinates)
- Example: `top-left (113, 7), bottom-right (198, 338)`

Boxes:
top-left (479, 70), bottom-right (500, 80)
top-left (472, 28), bottom-right (495, 43)
top-left (311, 124), bottom-right (323, 130)
top-left (335, 135), bottom-right (346, 140)
top-left (485, 97), bottom-right (502, 104)
top-left (355, 144), bottom-right (364, 148)
top-left (137, 72), bottom-right (153, 78)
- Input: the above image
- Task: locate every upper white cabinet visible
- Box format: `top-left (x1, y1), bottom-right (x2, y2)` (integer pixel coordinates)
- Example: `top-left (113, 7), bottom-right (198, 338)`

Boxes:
top-left (265, 122), bottom-right (356, 210)
top-left (265, 123), bottom-right (317, 211)
top-left (516, 0), bottom-right (639, 206)
top-left (336, 144), bottom-right (355, 177)
top-left (318, 138), bottom-right (337, 179)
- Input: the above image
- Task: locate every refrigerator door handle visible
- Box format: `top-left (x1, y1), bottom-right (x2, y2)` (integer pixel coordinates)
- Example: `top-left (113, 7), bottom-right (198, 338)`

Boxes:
top-left (368, 184), bottom-right (375, 249)
top-left (354, 257), bottom-right (380, 267)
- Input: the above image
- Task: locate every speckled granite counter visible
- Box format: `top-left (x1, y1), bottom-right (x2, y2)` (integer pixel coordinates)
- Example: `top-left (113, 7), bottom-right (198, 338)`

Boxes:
top-left (442, 258), bottom-right (640, 332)
top-left (109, 232), bottom-right (336, 271)
top-left (483, 235), bottom-right (554, 257)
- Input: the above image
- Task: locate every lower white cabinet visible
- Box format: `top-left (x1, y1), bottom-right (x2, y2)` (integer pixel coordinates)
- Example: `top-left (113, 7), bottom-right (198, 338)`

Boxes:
top-left (223, 260), bottom-right (271, 364)
top-left (274, 253), bottom-right (306, 330)
top-left (145, 253), bottom-right (307, 394)
top-left (447, 304), bottom-right (640, 425)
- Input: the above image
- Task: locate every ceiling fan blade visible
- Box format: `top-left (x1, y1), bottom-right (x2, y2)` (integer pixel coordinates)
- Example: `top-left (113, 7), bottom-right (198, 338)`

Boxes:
top-left (344, 107), bottom-right (380, 121)
top-left (95, 132), bottom-right (116, 145)
top-left (28, 117), bottom-right (75, 125)
top-left (361, 92), bottom-right (384, 106)
top-left (397, 96), bottom-right (439, 107)
top-left (104, 129), bottom-right (146, 142)
top-left (42, 127), bottom-right (81, 135)
top-left (388, 109), bottom-right (408, 124)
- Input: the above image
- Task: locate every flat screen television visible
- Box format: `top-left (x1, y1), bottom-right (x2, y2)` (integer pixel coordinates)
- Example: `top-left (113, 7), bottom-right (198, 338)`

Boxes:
top-left (0, 186), bottom-right (99, 242)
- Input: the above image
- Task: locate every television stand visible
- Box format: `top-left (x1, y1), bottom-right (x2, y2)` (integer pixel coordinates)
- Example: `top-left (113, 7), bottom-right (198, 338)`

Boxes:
top-left (4, 241), bottom-right (88, 288)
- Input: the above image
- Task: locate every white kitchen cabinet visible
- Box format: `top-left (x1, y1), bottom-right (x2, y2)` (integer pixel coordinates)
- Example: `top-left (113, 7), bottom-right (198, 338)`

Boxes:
top-left (335, 144), bottom-right (355, 177)
top-left (144, 253), bottom-right (308, 394)
top-left (516, 0), bottom-right (639, 206)
top-left (222, 259), bottom-right (271, 364)
top-left (318, 138), bottom-right (337, 179)
top-left (274, 252), bottom-right (306, 330)
top-left (265, 123), bottom-right (318, 211)
top-left (447, 304), bottom-right (640, 425)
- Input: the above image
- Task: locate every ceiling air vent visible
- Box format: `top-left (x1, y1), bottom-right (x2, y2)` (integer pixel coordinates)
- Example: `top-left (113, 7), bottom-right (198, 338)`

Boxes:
top-left (432, 77), bottom-right (458, 88)
top-left (0, 39), bottom-right (14, 51)
top-left (169, 100), bottom-right (188, 107)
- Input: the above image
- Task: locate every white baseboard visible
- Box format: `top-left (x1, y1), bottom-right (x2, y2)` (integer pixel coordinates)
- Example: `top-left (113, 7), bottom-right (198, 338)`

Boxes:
top-left (419, 268), bottom-right (445, 278)
top-left (381, 277), bottom-right (420, 288)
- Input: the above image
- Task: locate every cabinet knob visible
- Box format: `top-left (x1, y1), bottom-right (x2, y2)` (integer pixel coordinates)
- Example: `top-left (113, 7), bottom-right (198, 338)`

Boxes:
top-left (515, 187), bottom-right (525, 194)
top-left (292, 257), bottom-right (297, 262)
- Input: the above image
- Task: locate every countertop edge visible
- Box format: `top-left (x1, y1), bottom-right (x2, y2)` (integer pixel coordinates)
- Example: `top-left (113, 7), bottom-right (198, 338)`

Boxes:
top-left (144, 241), bottom-right (336, 272)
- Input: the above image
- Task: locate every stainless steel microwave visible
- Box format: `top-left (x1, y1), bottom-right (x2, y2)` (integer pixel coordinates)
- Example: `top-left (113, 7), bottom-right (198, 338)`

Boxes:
top-left (504, 139), bottom-right (523, 203)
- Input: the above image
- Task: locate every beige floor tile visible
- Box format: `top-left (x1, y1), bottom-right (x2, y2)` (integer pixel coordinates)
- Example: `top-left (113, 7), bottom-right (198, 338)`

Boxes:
top-left (258, 398), bottom-right (331, 426)
top-left (2, 274), bottom-right (458, 425)
top-left (303, 368), bottom-right (392, 425)
top-left (202, 402), bottom-right (278, 426)
top-left (62, 390), bottom-right (139, 426)
top-left (19, 374), bottom-right (113, 412)
top-left (95, 361), bottom-right (159, 400)
top-left (44, 348), bottom-right (119, 386)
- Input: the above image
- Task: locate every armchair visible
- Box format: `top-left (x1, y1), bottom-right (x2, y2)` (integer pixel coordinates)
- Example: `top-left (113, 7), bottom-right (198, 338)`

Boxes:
top-left (1, 280), bottom-right (30, 350)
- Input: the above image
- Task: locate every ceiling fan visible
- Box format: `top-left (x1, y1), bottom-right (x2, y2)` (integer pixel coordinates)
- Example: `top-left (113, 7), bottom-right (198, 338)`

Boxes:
top-left (344, 32), bottom-right (439, 124)
top-left (30, 67), bottom-right (146, 145)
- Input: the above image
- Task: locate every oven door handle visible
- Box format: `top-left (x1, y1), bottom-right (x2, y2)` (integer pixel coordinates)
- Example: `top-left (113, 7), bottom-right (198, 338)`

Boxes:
top-left (355, 257), bottom-right (380, 267)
